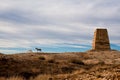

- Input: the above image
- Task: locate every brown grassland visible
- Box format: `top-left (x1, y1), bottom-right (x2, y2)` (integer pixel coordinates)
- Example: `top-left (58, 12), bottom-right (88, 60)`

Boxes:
top-left (0, 51), bottom-right (120, 80)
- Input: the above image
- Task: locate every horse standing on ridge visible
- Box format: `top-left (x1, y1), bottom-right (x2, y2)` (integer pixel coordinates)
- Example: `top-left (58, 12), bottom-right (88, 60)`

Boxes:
top-left (35, 48), bottom-right (42, 52)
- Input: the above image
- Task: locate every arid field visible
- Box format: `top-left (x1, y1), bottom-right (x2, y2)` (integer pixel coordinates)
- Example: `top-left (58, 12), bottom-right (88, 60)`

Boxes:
top-left (0, 51), bottom-right (120, 80)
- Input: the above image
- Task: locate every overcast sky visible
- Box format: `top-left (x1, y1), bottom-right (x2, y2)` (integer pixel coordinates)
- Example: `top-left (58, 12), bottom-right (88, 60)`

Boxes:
top-left (0, 0), bottom-right (120, 53)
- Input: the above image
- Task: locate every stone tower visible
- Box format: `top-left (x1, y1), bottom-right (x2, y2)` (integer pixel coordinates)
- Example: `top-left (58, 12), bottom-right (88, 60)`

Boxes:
top-left (92, 28), bottom-right (111, 50)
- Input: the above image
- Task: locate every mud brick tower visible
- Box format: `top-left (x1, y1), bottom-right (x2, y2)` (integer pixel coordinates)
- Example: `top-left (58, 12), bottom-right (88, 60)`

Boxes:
top-left (92, 29), bottom-right (111, 50)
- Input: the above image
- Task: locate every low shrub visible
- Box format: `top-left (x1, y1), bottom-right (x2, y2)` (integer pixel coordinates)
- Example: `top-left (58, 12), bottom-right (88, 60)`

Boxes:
top-left (39, 56), bottom-right (45, 60)
top-left (70, 59), bottom-right (84, 65)
top-left (61, 66), bottom-right (74, 73)
top-left (47, 59), bottom-right (55, 63)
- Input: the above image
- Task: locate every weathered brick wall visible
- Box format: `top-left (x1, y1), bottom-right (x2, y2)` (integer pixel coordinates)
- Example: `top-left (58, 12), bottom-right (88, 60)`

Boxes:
top-left (92, 29), bottom-right (111, 50)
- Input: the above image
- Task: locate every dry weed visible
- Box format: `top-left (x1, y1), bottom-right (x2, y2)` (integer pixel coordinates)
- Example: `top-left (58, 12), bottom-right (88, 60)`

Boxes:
top-left (0, 77), bottom-right (6, 80)
top-left (7, 76), bottom-right (24, 80)
top-left (31, 75), bottom-right (52, 80)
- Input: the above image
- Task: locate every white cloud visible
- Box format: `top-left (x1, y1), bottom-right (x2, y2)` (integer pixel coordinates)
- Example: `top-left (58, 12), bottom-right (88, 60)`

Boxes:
top-left (0, 21), bottom-right (19, 33)
top-left (0, 39), bottom-right (32, 48)
top-left (0, 0), bottom-right (120, 53)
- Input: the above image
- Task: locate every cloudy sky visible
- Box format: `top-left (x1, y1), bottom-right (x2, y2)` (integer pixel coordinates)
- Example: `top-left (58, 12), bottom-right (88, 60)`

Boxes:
top-left (0, 0), bottom-right (120, 53)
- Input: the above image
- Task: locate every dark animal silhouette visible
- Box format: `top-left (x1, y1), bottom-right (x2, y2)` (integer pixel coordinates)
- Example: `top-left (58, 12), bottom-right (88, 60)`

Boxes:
top-left (35, 48), bottom-right (42, 52)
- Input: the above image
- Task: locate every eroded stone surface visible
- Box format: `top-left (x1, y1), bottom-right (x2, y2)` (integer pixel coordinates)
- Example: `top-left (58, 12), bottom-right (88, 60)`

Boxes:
top-left (92, 29), bottom-right (111, 50)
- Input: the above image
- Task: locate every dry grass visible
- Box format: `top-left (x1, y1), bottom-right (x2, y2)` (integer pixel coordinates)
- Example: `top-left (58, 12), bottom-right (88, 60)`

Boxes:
top-left (0, 51), bottom-right (120, 80)
top-left (0, 72), bottom-right (120, 80)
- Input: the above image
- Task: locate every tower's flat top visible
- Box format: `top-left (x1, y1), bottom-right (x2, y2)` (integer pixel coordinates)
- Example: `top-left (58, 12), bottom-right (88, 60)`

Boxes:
top-left (96, 28), bottom-right (107, 30)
